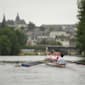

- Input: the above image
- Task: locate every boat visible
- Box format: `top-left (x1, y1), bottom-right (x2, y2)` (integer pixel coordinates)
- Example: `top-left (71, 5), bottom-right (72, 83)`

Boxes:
top-left (15, 61), bottom-right (43, 67)
top-left (15, 63), bottom-right (31, 67)
top-left (46, 62), bottom-right (66, 68)
top-left (21, 64), bottom-right (31, 67)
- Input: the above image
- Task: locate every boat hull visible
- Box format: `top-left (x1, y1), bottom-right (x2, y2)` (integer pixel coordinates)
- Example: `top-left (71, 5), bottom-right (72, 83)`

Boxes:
top-left (46, 62), bottom-right (66, 68)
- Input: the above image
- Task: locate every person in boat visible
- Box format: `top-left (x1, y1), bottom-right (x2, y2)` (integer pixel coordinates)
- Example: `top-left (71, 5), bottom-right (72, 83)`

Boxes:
top-left (56, 52), bottom-right (66, 65)
top-left (46, 50), bottom-right (55, 62)
top-left (46, 50), bottom-right (60, 62)
top-left (46, 50), bottom-right (66, 65)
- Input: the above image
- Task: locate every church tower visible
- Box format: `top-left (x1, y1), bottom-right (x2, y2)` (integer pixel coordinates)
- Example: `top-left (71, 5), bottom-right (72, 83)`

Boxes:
top-left (15, 13), bottom-right (20, 22)
top-left (15, 13), bottom-right (21, 24)
top-left (1, 14), bottom-right (6, 27)
top-left (15, 13), bottom-right (26, 28)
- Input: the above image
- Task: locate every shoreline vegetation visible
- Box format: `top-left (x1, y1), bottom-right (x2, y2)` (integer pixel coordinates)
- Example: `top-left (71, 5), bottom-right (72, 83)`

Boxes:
top-left (19, 51), bottom-right (77, 56)
top-left (19, 52), bottom-right (46, 56)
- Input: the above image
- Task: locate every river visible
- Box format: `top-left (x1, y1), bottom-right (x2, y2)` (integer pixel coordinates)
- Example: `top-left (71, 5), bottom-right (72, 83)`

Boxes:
top-left (0, 55), bottom-right (85, 85)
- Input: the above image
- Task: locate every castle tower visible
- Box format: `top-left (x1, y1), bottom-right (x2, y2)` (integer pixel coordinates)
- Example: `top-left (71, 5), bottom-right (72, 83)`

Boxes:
top-left (15, 13), bottom-right (20, 22)
top-left (1, 14), bottom-right (6, 27)
top-left (15, 13), bottom-right (26, 28)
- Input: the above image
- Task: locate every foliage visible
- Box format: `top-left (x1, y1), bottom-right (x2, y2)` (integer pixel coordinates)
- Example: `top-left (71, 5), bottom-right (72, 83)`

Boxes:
top-left (39, 26), bottom-right (45, 31)
top-left (0, 35), bottom-right (11, 55)
top-left (24, 45), bottom-right (46, 51)
top-left (27, 21), bottom-right (35, 31)
top-left (0, 15), bottom-right (6, 28)
top-left (77, 0), bottom-right (85, 56)
top-left (0, 27), bottom-right (27, 55)
top-left (37, 39), bottom-right (62, 46)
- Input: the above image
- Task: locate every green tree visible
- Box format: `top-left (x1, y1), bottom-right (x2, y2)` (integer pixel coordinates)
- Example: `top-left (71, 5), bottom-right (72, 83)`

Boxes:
top-left (0, 35), bottom-right (11, 55)
top-left (77, 0), bottom-right (85, 56)
top-left (37, 38), bottom-right (62, 46)
top-left (28, 21), bottom-right (35, 31)
top-left (0, 15), bottom-right (6, 28)
top-left (0, 27), bottom-right (27, 55)
top-left (39, 26), bottom-right (45, 31)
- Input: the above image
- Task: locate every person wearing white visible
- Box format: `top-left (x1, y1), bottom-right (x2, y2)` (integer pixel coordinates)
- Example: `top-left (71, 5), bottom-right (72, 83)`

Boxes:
top-left (56, 56), bottom-right (66, 65)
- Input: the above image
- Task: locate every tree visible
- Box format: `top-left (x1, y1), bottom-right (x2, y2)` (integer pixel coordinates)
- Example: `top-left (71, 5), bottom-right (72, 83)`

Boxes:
top-left (77, 0), bottom-right (85, 56)
top-left (39, 26), bottom-right (45, 31)
top-left (0, 35), bottom-right (11, 55)
top-left (0, 15), bottom-right (6, 28)
top-left (27, 21), bottom-right (35, 31)
top-left (37, 38), bottom-right (62, 46)
top-left (0, 27), bottom-right (27, 55)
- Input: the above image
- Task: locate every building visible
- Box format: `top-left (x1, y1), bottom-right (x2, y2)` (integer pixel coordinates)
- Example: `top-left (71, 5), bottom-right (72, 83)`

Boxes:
top-left (1, 13), bottom-right (27, 29)
top-left (0, 15), bottom-right (77, 47)
top-left (39, 24), bottom-right (77, 47)
top-left (49, 31), bottom-right (70, 47)
top-left (15, 13), bottom-right (26, 28)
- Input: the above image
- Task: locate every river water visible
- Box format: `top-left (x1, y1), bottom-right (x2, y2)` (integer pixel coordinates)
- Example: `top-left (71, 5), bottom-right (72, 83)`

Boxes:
top-left (0, 55), bottom-right (84, 62)
top-left (0, 56), bottom-right (85, 85)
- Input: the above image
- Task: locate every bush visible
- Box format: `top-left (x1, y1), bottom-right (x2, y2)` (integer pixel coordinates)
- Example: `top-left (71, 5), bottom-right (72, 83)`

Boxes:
top-left (0, 27), bottom-right (27, 55)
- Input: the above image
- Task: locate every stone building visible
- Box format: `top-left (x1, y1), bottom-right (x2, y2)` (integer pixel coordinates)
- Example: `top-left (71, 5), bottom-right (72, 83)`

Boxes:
top-left (1, 13), bottom-right (27, 29)
top-left (0, 15), bottom-right (77, 47)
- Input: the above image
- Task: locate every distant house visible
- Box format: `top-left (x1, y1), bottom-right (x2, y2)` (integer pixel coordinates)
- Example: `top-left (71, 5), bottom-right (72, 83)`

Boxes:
top-left (49, 31), bottom-right (70, 47)
top-left (41, 24), bottom-right (77, 47)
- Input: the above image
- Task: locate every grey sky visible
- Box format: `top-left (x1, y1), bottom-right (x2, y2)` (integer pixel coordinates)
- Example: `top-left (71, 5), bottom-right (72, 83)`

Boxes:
top-left (0, 0), bottom-right (78, 26)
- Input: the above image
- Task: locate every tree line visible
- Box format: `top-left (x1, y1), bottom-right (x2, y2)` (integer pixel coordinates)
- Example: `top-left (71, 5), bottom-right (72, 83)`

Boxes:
top-left (0, 26), bottom-right (27, 55)
top-left (77, 0), bottom-right (85, 56)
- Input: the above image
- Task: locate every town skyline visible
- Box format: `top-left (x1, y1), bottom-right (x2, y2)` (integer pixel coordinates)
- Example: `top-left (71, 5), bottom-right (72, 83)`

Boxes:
top-left (0, 13), bottom-right (76, 26)
top-left (0, 0), bottom-right (78, 26)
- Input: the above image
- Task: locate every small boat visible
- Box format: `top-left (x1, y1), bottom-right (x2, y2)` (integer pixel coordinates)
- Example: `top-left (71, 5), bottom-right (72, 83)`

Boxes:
top-left (16, 61), bottom-right (43, 67)
top-left (46, 62), bottom-right (66, 68)
top-left (15, 63), bottom-right (31, 67)
top-left (21, 64), bottom-right (31, 67)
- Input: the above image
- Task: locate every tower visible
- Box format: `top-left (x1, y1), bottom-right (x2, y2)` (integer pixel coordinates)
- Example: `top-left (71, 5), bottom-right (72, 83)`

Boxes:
top-left (15, 13), bottom-right (20, 22)
top-left (1, 14), bottom-right (6, 27)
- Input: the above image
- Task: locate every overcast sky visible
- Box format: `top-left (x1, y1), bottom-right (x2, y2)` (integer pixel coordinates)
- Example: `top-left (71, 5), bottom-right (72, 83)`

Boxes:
top-left (0, 0), bottom-right (78, 26)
